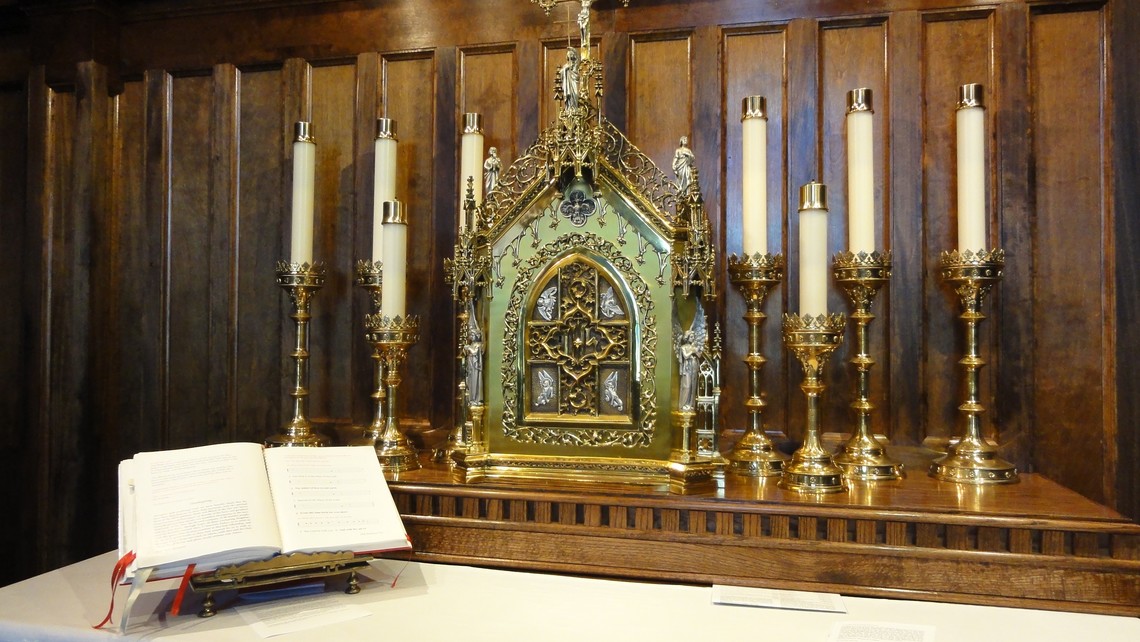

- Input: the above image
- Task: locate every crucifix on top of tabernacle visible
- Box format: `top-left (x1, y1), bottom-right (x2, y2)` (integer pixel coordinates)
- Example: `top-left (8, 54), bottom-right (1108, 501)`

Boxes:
top-left (530, 0), bottom-right (631, 60)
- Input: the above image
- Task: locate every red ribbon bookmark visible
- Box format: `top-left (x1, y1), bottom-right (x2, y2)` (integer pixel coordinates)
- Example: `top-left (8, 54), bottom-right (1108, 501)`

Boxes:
top-left (170, 563), bottom-right (196, 617)
top-left (93, 551), bottom-right (136, 629)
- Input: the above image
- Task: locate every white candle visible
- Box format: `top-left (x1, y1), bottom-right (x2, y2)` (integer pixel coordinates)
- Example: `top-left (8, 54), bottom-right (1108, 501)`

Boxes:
top-left (459, 113), bottom-right (484, 233)
top-left (956, 83), bottom-right (987, 252)
top-left (741, 96), bottom-right (768, 256)
top-left (380, 200), bottom-right (408, 318)
top-left (798, 181), bottom-right (829, 317)
top-left (846, 88), bottom-right (875, 254)
top-left (289, 121), bottom-right (316, 265)
top-left (372, 118), bottom-right (397, 263)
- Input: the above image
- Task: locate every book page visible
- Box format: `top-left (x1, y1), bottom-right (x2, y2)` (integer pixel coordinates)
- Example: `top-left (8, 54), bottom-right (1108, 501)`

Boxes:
top-left (264, 446), bottom-right (410, 555)
top-left (131, 442), bottom-right (282, 571)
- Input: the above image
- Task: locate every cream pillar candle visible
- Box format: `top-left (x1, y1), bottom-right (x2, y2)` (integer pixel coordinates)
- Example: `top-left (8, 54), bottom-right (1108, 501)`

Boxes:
top-left (798, 181), bottom-right (829, 317)
top-left (459, 113), bottom-right (484, 233)
top-left (372, 118), bottom-right (398, 263)
top-left (956, 83), bottom-right (987, 252)
top-left (380, 200), bottom-right (408, 318)
top-left (741, 96), bottom-right (768, 256)
top-left (290, 121), bottom-right (316, 265)
top-left (846, 88), bottom-right (875, 254)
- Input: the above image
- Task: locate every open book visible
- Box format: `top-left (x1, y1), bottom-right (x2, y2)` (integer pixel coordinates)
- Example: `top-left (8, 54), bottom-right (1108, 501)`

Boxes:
top-left (118, 443), bottom-right (411, 579)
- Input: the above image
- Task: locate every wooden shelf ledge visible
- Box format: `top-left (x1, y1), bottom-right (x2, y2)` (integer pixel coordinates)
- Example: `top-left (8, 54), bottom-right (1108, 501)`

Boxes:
top-left (385, 462), bottom-right (1140, 616)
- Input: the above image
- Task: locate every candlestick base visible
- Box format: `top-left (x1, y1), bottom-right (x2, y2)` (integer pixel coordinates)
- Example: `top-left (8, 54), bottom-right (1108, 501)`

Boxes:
top-left (726, 433), bottom-right (788, 477)
top-left (832, 439), bottom-right (904, 481)
top-left (264, 428), bottom-right (330, 448)
top-left (930, 435), bottom-right (1018, 484)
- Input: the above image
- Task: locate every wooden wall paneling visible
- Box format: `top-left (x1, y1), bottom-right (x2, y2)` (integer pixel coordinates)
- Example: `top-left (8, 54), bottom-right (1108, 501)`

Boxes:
top-left (691, 25), bottom-right (722, 312)
top-left (918, 10), bottom-right (994, 446)
top-left (818, 18), bottom-right (890, 442)
top-left (168, 72), bottom-right (213, 448)
top-left (109, 76), bottom-right (161, 456)
top-left (1112, 0), bottom-right (1140, 520)
top-left (55, 60), bottom-right (106, 565)
top-left (627, 32), bottom-right (692, 185)
top-left (721, 25), bottom-right (789, 441)
top-left (601, 31), bottom-right (629, 132)
top-left (0, 82), bottom-right (29, 585)
top-left (1029, 6), bottom-right (1109, 504)
top-left (517, 39), bottom-right (540, 147)
top-left (234, 67), bottom-right (286, 444)
top-left (350, 52), bottom-right (381, 427)
top-left (142, 70), bottom-right (172, 448)
top-left (785, 18), bottom-right (821, 438)
top-left (459, 44), bottom-right (518, 173)
top-left (886, 11), bottom-right (925, 447)
top-left (383, 51), bottom-right (439, 432)
top-left (992, 3), bottom-right (1032, 473)
top-left (208, 63), bottom-right (240, 443)
top-left (25, 66), bottom-right (55, 575)
top-left (309, 62), bottom-right (357, 423)
top-left (431, 47), bottom-right (458, 438)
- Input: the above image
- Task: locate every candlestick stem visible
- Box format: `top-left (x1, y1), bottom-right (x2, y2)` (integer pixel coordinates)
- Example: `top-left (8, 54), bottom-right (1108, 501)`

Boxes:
top-left (932, 249), bottom-right (1018, 483)
top-left (349, 261), bottom-right (389, 448)
top-left (367, 315), bottom-right (421, 475)
top-left (266, 262), bottom-right (330, 447)
top-left (832, 251), bottom-right (903, 480)
top-left (726, 253), bottom-right (789, 476)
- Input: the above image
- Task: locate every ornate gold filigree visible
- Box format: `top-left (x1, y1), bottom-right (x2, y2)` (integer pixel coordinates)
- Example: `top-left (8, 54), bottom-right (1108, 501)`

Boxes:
top-left (502, 232), bottom-right (657, 447)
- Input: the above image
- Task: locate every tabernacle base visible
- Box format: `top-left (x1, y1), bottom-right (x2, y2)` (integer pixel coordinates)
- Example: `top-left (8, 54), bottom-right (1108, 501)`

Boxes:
top-left (383, 457), bottom-right (1140, 616)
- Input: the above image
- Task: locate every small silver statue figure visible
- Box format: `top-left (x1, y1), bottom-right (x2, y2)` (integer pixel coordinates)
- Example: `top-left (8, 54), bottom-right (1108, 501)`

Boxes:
top-left (464, 303), bottom-right (485, 405)
top-left (559, 48), bottom-right (581, 111)
top-left (672, 136), bottom-right (695, 194)
top-left (483, 147), bottom-right (501, 195)
top-left (674, 303), bottom-right (708, 411)
top-left (578, 0), bottom-right (592, 48)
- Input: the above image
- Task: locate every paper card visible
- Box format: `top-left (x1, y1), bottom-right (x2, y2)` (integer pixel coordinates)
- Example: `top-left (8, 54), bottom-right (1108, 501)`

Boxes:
top-left (711, 584), bottom-right (847, 613)
top-left (828, 621), bottom-right (936, 642)
top-left (235, 593), bottom-right (371, 638)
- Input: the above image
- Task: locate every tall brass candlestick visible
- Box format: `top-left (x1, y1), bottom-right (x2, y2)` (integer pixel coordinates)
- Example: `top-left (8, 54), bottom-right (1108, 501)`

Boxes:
top-left (832, 251), bottom-right (903, 480)
top-left (932, 249), bottom-right (1018, 483)
top-left (726, 253), bottom-right (789, 476)
top-left (781, 313), bottom-right (846, 493)
top-left (366, 314), bottom-right (421, 475)
top-left (349, 260), bottom-right (387, 449)
top-left (266, 261), bottom-right (330, 447)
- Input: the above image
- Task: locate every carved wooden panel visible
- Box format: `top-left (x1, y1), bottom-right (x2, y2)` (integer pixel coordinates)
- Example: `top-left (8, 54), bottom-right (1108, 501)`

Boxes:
top-left (721, 26), bottom-right (789, 438)
top-left (919, 11), bottom-right (995, 443)
top-left (1030, 6), bottom-right (1109, 505)
top-left (819, 19), bottom-right (890, 438)
top-left (460, 46), bottom-right (517, 168)
top-left (628, 33), bottom-right (692, 181)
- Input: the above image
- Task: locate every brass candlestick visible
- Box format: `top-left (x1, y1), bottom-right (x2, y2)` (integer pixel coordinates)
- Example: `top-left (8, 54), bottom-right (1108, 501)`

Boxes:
top-left (931, 249), bottom-right (1018, 484)
top-left (266, 261), bottom-right (330, 447)
top-left (781, 313), bottom-right (847, 493)
top-left (726, 253), bottom-right (788, 476)
top-left (366, 314), bottom-right (421, 474)
top-left (832, 251), bottom-right (903, 480)
top-left (349, 260), bottom-right (388, 449)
